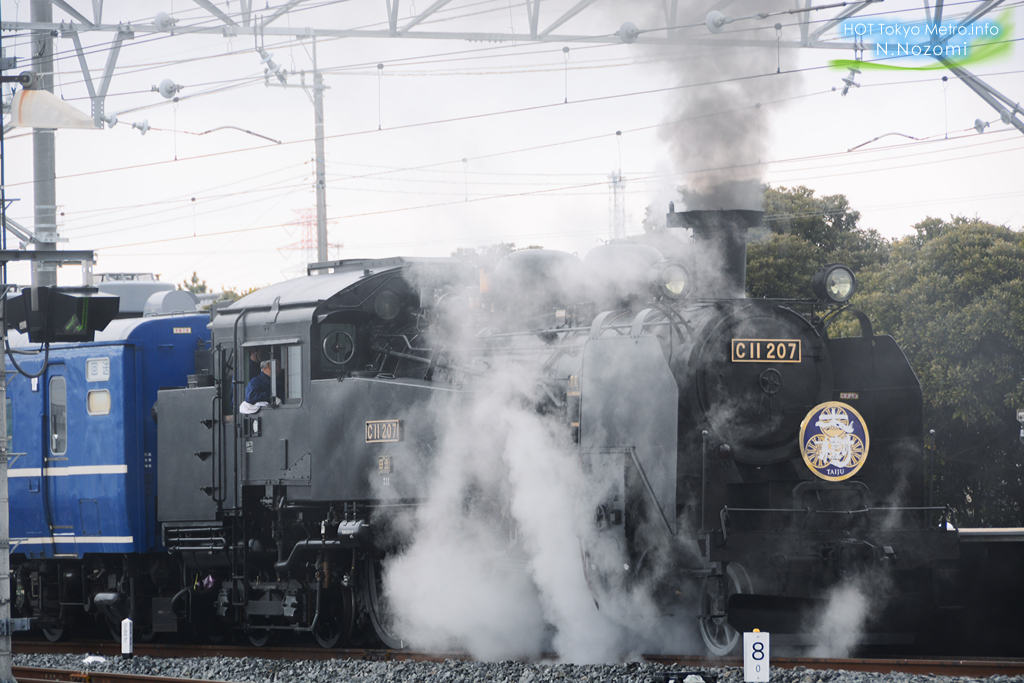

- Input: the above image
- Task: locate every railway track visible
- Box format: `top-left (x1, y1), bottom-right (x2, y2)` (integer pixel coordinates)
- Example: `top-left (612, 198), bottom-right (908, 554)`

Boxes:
top-left (13, 640), bottom-right (1024, 679)
top-left (13, 667), bottom-right (211, 683)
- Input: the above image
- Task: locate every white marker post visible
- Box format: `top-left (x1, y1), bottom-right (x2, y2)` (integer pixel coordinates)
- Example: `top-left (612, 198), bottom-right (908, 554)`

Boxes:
top-left (121, 618), bottom-right (133, 659)
top-left (743, 630), bottom-right (769, 682)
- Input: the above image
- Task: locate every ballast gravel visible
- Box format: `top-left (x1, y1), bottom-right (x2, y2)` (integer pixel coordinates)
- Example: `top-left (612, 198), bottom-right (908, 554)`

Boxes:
top-left (12, 654), bottom-right (1024, 683)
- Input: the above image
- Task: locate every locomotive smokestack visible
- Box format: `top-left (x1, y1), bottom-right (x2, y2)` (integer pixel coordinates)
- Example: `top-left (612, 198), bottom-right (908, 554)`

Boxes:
top-left (666, 208), bottom-right (763, 298)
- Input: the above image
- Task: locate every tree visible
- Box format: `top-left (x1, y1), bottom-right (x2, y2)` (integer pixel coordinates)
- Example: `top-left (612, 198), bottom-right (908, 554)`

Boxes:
top-left (745, 233), bottom-right (822, 299)
top-left (855, 216), bottom-right (1024, 526)
top-left (746, 186), bottom-right (890, 299)
top-left (180, 272), bottom-right (208, 294)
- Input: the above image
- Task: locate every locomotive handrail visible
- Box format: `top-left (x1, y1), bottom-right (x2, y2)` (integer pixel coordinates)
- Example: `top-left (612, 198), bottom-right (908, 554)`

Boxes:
top-left (700, 431), bottom-right (710, 538)
top-left (168, 541), bottom-right (227, 552)
top-left (720, 505), bottom-right (958, 515)
top-left (717, 504), bottom-right (959, 545)
top-left (210, 390), bottom-right (223, 507)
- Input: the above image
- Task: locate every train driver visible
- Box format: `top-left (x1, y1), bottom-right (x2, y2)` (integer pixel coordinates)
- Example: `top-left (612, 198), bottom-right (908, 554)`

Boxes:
top-left (245, 360), bottom-right (275, 405)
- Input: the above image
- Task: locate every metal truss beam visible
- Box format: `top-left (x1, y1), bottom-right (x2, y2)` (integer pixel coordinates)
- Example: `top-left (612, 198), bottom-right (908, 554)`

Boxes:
top-left (662, 0), bottom-right (678, 39)
top-left (538, 0), bottom-right (599, 38)
top-left (51, 0), bottom-right (93, 27)
top-left (936, 57), bottom-right (1023, 133)
top-left (386, 0), bottom-right (400, 35)
top-left (950, 0), bottom-right (1005, 35)
top-left (3, 19), bottom-right (833, 48)
top-left (809, 1), bottom-right (878, 44)
top-left (193, 0), bottom-right (238, 27)
top-left (64, 26), bottom-right (133, 127)
top-left (399, 0), bottom-right (455, 35)
top-left (261, 0), bottom-right (310, 29)
top-left (526, 0), bottom-right (541, 39)
top-left (3, 0), bottom-right (1019, 139)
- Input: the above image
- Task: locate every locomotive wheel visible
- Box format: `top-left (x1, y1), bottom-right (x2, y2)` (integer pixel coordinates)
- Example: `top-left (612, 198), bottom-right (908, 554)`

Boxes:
top-left (41, 622), bottom-right (70, 642)
top-left (362, 557), bottom-right (405, 650)
top-left (245, 627), bottom-right (275, 647)
top-left (698, 563), bottom-right (752, 656)
top-left (313, 586), bottom-right (355, 648)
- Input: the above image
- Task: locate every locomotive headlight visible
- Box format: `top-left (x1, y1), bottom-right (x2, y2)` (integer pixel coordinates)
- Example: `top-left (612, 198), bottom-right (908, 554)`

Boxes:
top-left (812, 264), bottom-right (857, 304)
top-left (651, 262), bottom-right (692, 300)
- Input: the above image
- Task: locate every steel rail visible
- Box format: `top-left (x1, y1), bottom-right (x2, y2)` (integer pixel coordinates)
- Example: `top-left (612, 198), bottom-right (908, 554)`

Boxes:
top-left (14, 642), bottom-right (1024, 677)
top-left (13, 666), bottom-right (217, 683)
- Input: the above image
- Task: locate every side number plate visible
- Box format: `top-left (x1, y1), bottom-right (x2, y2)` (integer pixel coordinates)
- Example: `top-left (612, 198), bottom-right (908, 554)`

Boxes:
top-left (366, 419), bottom-right (402, 443)
top-left (731, 339), bottom-right (801, 363)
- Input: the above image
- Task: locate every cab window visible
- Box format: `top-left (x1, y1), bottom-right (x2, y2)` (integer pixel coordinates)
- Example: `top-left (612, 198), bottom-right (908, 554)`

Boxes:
top-left (247, 344), bottom-right (302, 404)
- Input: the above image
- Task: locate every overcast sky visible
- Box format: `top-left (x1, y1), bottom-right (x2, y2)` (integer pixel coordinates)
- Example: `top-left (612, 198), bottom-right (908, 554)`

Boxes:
top-left (1, 0), bottom-right (1021, 293)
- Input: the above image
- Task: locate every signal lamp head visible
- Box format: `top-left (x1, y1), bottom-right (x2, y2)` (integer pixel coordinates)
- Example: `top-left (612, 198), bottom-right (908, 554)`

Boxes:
top-left (812, 264), bottom-right (856, 304)
top-left (650, 261), bottom-right (692, 300)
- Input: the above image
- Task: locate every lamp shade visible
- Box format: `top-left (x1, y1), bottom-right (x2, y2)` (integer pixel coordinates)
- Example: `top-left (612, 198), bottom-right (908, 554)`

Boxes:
top-left (9, 89), bottom-right (97, 129)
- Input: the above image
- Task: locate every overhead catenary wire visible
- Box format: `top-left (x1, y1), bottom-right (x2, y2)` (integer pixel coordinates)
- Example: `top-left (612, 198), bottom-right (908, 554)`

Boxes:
top-left (4, 0), bottom-right (1019, 280)
top-left (9, 82), bottom-right (1024, 246)
top-left (74, 125), bottom-right (1023, 253)
top-left (12, 0), bottom-right (1022, 110)
top-left (6, 47), bottom-right (1024, 196)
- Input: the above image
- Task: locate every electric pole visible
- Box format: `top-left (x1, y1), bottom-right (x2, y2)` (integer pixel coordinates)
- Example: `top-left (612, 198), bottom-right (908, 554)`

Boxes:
top-left (31, 0), bottom-right (57, 287)
top-left (313, 38), bottom-right (327, 264)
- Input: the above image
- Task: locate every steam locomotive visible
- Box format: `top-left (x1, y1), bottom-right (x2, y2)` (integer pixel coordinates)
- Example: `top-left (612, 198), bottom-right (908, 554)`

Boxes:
top-left (6, 207), bottom-right (962, 654)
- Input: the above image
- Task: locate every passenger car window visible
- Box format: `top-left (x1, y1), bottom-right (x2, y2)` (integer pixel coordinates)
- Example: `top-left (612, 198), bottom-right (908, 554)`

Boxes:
top-left (49, 376), bottom-right (67, 455)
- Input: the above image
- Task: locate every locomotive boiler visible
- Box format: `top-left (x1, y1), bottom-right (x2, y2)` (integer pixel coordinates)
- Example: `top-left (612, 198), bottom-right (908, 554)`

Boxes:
top-left (5, 207), bottom-right (961, 655)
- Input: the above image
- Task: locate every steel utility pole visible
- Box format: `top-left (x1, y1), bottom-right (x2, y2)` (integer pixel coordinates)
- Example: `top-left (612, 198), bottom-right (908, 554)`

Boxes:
top-left (313, 38), bottom-right (327, 264)
top-left (0, 308), bottom-right (11, 683)
top-left (30, 0), bottom-right (57, 287)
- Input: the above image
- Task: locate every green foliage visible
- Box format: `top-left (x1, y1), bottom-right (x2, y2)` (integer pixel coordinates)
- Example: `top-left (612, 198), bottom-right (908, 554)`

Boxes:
top-left (746, 233), bottom-right (821, 299)
top-left (855, 216), bottom-right (1024, 525)
top-left (746, 192), bottom-right (1023, 525)
top-left (179, 272), bottom-right (208, 294)
top-left (746, 185), bottom-right (890, 299)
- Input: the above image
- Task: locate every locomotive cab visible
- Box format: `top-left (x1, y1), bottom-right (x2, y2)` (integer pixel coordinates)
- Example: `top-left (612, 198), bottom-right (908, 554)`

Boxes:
top-left (155, 257), bottom-right (474, 647)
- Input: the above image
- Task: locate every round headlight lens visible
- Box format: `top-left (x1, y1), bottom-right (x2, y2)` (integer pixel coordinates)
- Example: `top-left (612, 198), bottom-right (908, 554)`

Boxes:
top-left (812, 264), bottom-right (857, 303)
top-left (662, 264), bottom-right (689, 297)
top-left (374, 290), bottom-right (402, 320)
top-left (826, 268), bottom-right (855, 301)
top-left (653, 262), bottom-right (691, 300)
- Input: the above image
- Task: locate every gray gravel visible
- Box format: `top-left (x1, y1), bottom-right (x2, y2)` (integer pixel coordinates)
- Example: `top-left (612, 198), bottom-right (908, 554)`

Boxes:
top-left (13, 654), bottom-right (1024, 683)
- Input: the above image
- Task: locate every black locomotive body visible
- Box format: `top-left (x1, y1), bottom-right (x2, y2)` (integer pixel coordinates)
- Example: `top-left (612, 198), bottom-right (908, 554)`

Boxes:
top-left (156, 257), bottom-right (474, 647)
top-left (9, 208), bottom-right (963, 654)
top-left (573, 292), bottom-right (958, 653)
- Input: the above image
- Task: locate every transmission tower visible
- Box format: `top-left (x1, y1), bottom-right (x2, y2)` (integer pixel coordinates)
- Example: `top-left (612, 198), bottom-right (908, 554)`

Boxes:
top-left (281, 208), bottom-right (341, 267)
top-left (608, 170), bottom-right (626, 241)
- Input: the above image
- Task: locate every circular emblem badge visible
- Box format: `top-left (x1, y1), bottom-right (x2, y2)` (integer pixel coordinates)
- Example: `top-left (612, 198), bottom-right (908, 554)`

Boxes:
top-left (799, 401), bottom-right (870, 481)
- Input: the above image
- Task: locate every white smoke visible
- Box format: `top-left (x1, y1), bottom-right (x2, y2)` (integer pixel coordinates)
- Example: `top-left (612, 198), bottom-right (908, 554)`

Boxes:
top-left (805, 571), bottom-right (893, 658)
top-left (381, 369), bottom-right (638, 662)
top-left (805, 581), bottom-right (870, 658)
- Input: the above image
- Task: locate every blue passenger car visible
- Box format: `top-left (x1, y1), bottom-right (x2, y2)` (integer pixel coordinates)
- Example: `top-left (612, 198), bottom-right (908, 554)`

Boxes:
top-left (6, 314), bottom-right (210, 561)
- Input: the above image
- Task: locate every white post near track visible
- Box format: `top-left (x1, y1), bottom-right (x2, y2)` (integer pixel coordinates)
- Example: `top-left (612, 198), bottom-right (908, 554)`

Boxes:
top-left (743, 630), bottom-right (769, 682)
top-left (121, 617), bottom-right (133, 659)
